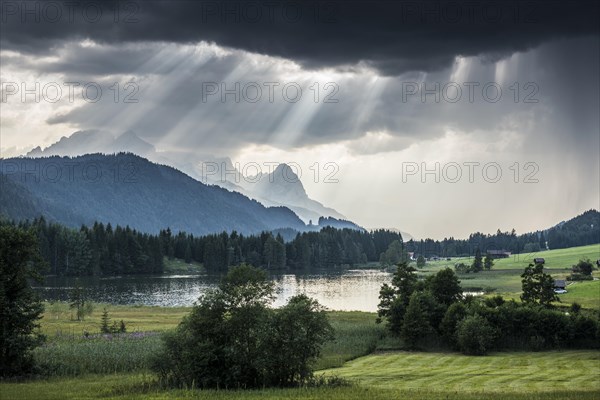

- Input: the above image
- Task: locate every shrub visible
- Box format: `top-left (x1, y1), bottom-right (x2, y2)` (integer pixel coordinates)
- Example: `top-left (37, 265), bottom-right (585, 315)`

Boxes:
top-left (567, 273), bottom-right (593, 281)
top-left (456, 314), bottom-right (496, 355)
top-left (572, 259), bottom-right (594, 276)
top-left (440, 302), bottom-right (467, 349)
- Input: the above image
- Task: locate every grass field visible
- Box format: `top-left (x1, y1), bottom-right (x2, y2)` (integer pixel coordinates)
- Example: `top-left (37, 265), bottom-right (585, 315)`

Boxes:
top-left (41, 302), bottom-right (192, 336)
top-left (321, 350), bottom-right (600, 393)
top-left (34, 306), bottom-right (384, 376)
top-left (416, 244), bottom-right (600, 307)
top-left (4, 351), bottom-right (599, 400)
top-left (421, 244), bottom-right (600, 272)
top-left (3, 305), bottom-right (599, 399)
top-left (3, 244), bottom-right (599, 399)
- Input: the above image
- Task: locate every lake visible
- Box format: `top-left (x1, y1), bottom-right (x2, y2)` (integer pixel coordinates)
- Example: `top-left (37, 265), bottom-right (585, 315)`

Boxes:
top-left (33, 269), bottom-right (393, 312)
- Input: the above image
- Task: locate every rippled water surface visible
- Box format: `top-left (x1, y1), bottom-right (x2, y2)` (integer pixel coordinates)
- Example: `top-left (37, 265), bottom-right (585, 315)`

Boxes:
top-left (34, 269), bottom-right (393, 312)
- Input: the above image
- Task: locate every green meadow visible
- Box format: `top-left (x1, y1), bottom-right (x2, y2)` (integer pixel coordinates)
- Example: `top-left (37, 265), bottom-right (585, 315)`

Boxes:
top-left (3, 350), bottom-right (599, 400)
top-left (3, 244), bottom-right (599, 399)
top-left (416, 244), bottom-right (600, 307)
top-left (321, 350), bottom-right (600, 393)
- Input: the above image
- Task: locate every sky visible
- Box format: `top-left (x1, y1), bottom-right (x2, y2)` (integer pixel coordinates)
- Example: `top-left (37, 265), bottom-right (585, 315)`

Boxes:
top-left (1, 0), bottom-right (599, 239)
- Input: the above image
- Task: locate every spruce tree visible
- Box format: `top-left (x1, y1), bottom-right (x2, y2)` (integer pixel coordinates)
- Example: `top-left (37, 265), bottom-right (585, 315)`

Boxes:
top-left (0, 225), bottom-right (45, 376)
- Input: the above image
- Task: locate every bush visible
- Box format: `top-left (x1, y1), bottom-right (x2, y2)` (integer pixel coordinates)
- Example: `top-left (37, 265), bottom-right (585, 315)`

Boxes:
top-left (152, 264), bottom-right (333, 388)
top-left (572, 259), bottom-right (594, 276)
top-left (440, 302), bottom-right (467, 349)
top-left (567, 273), bottom-right (593, 281)
top-left (456, 314), bottom-right (496, 355)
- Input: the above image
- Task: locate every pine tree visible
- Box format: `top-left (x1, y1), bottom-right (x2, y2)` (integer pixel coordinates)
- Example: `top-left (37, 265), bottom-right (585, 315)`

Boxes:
top-left (184, 242), bottom-right (192, 264)
top-left (471, 248), bottom-right (483, 272)
top-left (484, 254), bottom-right (494, 270)
top-left (0, 225), bottom-right (45, 376)
top-left (100, 308), bottom-right (111, 333)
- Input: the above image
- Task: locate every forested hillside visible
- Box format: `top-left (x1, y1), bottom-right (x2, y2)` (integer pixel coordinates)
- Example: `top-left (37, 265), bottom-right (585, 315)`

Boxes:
top-left (406, 210), bottom-right (599, 257)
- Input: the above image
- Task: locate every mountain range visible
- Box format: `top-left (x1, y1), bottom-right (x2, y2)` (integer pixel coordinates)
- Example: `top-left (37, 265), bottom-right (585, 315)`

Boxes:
top-left (0, 152), bottom-right (364, 236)
top-left (0, 153), bottom-right (305, 235)
top-left (25, 130), bottom-right (349, 225)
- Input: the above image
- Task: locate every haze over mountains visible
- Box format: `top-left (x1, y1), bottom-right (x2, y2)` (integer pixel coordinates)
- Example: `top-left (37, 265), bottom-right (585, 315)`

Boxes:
top-left (0, 150), bottom-right (364, 236)
top-left (25, 130), bottom-right (351, 225)
top-left (0, 153), bottom-right (307, 235)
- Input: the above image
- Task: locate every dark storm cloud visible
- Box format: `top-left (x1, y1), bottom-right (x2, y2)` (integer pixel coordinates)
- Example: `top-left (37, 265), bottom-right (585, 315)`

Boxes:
top-left (1, 0), bottom-right (598, 75)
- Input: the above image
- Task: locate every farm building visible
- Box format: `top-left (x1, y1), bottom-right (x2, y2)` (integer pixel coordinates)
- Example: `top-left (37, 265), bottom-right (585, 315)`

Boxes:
top-left (487, 250), bottom-right (511, 259)
top-left (554, 280), bottom-right (566, 290)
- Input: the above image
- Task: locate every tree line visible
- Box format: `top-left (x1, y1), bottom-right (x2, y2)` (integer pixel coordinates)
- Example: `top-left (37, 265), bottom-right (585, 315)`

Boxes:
top-left (377, 262), bottom-right (599, 354)
top-left (405, 209), bottom-right (599, 257)
top-left (4, 209), bottom-right (597, 277)
top-left (1, 218), bottom-right (404, 276)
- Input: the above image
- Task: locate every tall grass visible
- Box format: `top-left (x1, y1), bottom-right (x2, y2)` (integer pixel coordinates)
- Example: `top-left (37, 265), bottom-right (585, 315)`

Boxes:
top-left (33, 311), bottom-right (385, 376)
top-left (34, 333), bottom-right (163, 376)
top-left (317, 312), bottom-right (385, 370)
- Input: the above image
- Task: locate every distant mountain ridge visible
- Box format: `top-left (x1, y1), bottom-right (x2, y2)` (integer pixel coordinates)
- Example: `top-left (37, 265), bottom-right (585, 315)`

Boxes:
top-left (0, 153), bottom-right (307, 235)
top-left (237, 163), bottom-right (347, 224)
top-left (25, 130), bottom-right (352, 225)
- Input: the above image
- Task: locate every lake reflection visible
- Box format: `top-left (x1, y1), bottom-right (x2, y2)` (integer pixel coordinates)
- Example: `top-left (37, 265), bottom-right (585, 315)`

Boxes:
top-left (34, 269), bottom-right (393, 312)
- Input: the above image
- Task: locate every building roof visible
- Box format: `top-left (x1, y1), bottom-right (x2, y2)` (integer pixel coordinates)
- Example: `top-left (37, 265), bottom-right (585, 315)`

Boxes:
top-left (487, 250), bottom-right (511, 254)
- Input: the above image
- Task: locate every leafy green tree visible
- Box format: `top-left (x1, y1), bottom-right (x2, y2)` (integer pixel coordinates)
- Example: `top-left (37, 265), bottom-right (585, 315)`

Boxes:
top-left (484, 254), bottom-right (494, 270)
top-left (401, 291), bottom-right (431, 349)
top-left (471, 248), bottom-right (483, 272)
top-left (454, 262), bottom-right (470, 273)
top-left (416, 255), bottom-right (426, 268)
top-left (573, 259), bottom-right (594, 276)
top-left (520, 263), bottom-right (558, 307)
top-left (456, 314), bottom-right (496, 355)
top-left (267, 294), bottom-right (334, 386)
top-left (69, 281), bottom-right (93, 321)
top-left (152, 264), bottom-right (332, 388)
top-left (428, 268), bottom-right (462, 306)
top-left (0, 225), bottom-right (45, 377)
top-left (440, 302), bottom-right (467, 348)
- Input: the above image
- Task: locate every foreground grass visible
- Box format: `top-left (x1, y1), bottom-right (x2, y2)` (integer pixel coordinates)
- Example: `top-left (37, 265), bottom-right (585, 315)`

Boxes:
top-left (321, 350), bottom-right (600, 394)
top-left (4, 352), bottom-right (599, 400)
